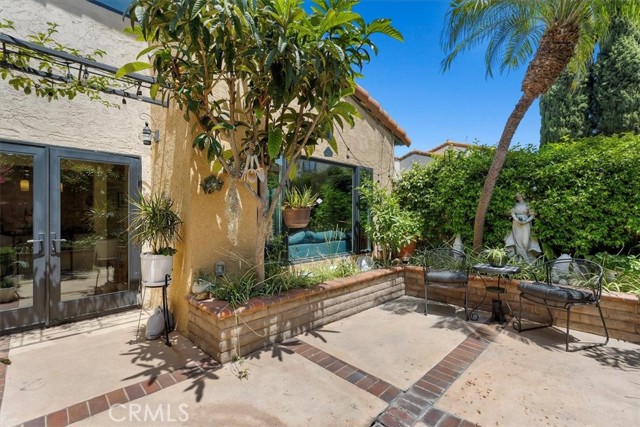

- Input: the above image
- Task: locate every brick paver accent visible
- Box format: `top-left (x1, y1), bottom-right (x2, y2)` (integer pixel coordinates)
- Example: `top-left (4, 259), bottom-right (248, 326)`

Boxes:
top-left (373, 324), bottom-right (499, 427)
top-left (13, 357), bottom-right (218, 427)
top-left (284, 321), bottom-right (501, 427)
top-left (286, 339), bottom-right (402, 402)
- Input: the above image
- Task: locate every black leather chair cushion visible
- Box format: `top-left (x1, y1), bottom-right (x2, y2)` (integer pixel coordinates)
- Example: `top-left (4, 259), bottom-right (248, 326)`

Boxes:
top-left (425, 271), bottom-right (468, 284)
top-left (518, 281), bottom-right (595, 304)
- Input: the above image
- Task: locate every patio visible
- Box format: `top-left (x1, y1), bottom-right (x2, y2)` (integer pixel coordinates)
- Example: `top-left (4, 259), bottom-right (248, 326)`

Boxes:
top-left (1, 296), bottom-right (638, 427)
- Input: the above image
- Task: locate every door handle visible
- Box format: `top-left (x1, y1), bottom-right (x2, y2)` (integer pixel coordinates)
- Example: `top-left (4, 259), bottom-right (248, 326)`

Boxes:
top-left (50, 233), bottom-right (67, 254)
top-left (27, 232), bottom-right (45, 254)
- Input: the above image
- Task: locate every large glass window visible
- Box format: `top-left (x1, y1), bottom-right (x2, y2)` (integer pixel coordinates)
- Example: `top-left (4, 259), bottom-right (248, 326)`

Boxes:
top-left (285, 159), bottom-right (354, 260)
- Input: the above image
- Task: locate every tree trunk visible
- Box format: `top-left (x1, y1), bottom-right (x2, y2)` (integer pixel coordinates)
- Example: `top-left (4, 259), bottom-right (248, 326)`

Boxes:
top-left (472, 94), bottom-right (535, 251)
top-left (254, 178), bottom-right (269, 283)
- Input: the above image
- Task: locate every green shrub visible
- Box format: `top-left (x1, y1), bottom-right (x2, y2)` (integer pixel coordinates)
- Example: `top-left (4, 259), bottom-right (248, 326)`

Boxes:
top-left (395, 134), bottom-right (640, 256)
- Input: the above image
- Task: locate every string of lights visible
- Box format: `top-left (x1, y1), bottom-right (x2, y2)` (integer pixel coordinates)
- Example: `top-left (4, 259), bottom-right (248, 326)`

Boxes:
top-left (334, 128), bottom-right (396, 183)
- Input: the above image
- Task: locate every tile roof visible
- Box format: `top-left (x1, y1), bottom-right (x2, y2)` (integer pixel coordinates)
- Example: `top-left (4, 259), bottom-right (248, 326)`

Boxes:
top-left (352, 85), bottom-right (411, 146)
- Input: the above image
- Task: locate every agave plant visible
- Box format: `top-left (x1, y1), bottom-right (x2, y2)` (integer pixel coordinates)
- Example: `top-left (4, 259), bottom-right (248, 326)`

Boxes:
top-left (282, 186), bottom-right (318, 209)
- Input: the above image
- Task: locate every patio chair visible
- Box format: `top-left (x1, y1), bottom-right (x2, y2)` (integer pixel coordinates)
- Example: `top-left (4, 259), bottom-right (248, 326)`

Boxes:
top-left (514, 258), bottom-right (609, 352)
top-left (423, 248), bottom-right (469, 319)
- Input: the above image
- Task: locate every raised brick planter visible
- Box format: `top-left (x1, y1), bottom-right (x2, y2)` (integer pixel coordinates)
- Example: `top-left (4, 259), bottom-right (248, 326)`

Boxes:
top-left (187, 266), bottom-right (639, 363)
top-left (405, 266), bottom-right (640, 343)
top-left (187, 268), bottom-right (405, 363)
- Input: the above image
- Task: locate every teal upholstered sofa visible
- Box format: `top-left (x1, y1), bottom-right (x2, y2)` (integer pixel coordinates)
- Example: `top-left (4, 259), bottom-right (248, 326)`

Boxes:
top-left (288, 230), bottom-right (351, 260)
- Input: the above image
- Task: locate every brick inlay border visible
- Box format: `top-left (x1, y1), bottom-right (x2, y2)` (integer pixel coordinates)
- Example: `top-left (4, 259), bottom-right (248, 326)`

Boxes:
top-left (287, 340), bottom-right (403, 402)
top-left (285, 321), bottom-right (501, 427)
top-left (374, 324), bottom-right (500, 427)
top-left (14, 357), bottom-right (218, 427)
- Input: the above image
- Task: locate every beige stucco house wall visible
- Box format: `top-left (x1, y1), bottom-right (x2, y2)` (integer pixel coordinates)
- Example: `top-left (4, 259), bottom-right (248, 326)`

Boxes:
top-left (0, 0), bottom-right (152, 187)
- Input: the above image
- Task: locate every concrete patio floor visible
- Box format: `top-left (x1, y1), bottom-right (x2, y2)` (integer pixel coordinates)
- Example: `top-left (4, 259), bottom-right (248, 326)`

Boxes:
top-left (0, 296), bottom-right (638, 427)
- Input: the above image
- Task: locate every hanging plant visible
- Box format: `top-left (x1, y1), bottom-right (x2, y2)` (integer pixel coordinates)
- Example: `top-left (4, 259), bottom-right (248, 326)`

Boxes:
top-left (201, 174), bottom-right (224, 194)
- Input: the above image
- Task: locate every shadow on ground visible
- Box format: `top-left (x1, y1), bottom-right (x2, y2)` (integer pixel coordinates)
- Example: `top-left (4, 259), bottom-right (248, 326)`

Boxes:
top-left (122, 332), bottom-right (222, 402)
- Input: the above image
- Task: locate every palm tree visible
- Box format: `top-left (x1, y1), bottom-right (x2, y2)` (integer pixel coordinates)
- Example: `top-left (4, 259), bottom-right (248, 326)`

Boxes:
top-left (441, 0), bottom-right (640, 251)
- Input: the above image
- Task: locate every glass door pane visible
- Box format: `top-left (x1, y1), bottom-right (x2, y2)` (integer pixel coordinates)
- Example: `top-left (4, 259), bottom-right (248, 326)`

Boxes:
top-left (0, 143), bottom-right (46, 332)
top-left (49, 148), bottom-right (140, 323)
top-left (0, 153), bottom-right (35, 309)
top-left (58, 159), bottom-right (131, 301)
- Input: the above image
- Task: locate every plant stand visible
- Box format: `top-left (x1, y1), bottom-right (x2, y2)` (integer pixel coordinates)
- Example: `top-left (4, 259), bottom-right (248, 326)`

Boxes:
top-left (137, 274), bottom-right (172, 347)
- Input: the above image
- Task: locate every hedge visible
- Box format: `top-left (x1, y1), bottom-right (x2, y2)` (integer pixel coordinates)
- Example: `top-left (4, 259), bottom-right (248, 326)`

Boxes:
top-left (395, 134), bottom-right (640, 256)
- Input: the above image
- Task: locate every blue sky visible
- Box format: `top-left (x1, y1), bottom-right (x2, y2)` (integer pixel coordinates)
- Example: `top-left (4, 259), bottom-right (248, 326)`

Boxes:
top-left (352, 0), bottom-right (542, 156)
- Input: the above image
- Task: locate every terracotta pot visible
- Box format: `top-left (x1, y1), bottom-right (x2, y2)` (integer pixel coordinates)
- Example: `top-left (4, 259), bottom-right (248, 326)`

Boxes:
top-left (398, 241), bottom-right (417, 259)
top-left (282, 207), bottom-right (311, 229)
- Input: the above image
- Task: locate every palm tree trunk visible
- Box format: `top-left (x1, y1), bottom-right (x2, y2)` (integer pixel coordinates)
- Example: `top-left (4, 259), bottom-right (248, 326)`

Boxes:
top-left (472, 94), bottom-right (536, 251)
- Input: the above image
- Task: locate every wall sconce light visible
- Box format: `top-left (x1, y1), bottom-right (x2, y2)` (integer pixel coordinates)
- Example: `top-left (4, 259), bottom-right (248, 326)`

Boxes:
top-left (140, 121), bottom-right (160, 146)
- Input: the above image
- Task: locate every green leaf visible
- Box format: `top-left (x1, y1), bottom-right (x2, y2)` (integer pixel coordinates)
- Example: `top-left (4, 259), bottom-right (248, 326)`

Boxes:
top-left (115, 62), bottom-right (152, 79)
top-left (192, 0), bottom-right (207, 17)
top-left (267, 126), bottom-right (282, 158)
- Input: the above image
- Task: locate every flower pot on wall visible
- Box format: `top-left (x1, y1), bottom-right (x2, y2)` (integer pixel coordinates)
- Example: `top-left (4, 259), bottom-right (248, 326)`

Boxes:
top-left (140, 253), bottom-right (173, 284)
top-left (283, 207), bottom-right (311, 229)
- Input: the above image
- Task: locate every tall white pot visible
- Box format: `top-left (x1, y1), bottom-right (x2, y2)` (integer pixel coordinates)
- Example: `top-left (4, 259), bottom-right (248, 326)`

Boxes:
top-left (140, 253), bottom-right (173, 284)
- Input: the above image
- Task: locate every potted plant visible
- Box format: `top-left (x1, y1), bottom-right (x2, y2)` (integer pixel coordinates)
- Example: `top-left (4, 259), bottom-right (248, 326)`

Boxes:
top-left (359, 181), bottom-right (423, 263)
top-left (282, 186), bottom-right (318, 229)
top-left (483, 247), bottom-right (509, 267)
top-left (129, 192), bottom-right (182, 283)
top-left (1, 258), bottom-right (29, 303)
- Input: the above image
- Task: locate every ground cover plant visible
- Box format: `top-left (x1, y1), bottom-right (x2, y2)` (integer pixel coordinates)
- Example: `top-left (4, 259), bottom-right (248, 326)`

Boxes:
top-left (199, 255), bottom-right (358, 308)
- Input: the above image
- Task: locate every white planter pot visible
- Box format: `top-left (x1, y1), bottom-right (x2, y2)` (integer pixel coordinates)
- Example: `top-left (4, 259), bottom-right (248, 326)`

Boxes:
top-left (140, 253), bottom-right (173, 284)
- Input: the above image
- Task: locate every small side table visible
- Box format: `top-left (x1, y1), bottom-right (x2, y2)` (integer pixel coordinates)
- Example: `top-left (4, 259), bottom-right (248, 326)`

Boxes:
top-left (468, 264), bottom-right (520, 322)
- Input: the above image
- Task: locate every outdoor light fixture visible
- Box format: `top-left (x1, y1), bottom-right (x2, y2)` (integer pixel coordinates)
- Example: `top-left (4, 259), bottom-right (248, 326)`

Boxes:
top-left (141, 122), bottom-right (160, 145)
top-left (140, 114), bottom-right (161, 146)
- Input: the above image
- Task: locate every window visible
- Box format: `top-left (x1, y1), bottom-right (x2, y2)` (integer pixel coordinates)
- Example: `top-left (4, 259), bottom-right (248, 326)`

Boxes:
top-left (272, 157), bottom-right (365, 261)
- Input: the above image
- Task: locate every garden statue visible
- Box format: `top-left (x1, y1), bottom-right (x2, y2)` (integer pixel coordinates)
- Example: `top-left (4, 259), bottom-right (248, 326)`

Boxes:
top-left (505, 194), bottom-right (541, 263)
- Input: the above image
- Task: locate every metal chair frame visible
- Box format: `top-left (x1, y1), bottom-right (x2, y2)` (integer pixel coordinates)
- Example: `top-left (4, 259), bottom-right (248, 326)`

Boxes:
top-left (423, 248), bottom-right (469, 320)
top-left (514, 258), bottom-right (609, 352)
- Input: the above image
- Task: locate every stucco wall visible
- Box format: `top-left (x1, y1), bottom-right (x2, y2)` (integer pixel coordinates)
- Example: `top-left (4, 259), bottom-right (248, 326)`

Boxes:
top-left (0, 0), bottom-right (152, 185)
top-left (324, 98), bottom-right (397, 190)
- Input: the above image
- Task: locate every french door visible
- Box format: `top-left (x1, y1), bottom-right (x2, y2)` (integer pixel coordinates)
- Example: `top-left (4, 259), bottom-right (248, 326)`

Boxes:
top-left (0, 142), bottom-right (141, 333)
